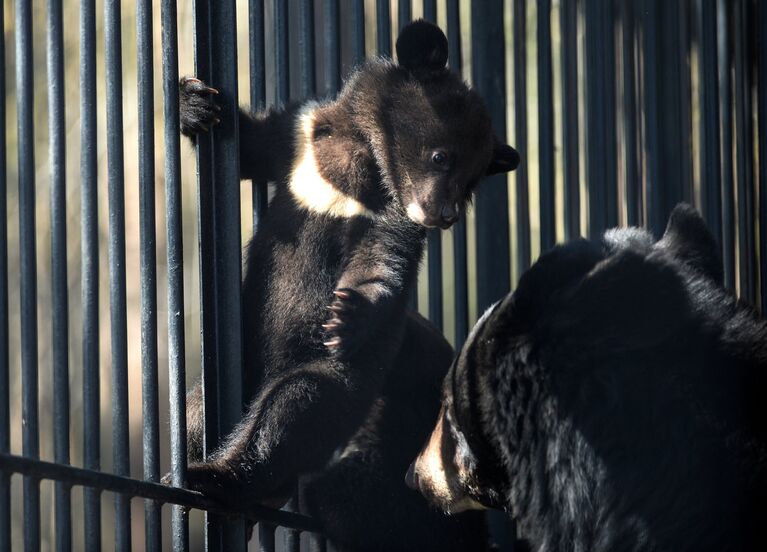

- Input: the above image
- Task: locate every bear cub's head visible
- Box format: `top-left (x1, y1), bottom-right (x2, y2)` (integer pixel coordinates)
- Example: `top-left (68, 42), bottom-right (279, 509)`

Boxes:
top-left (311, 20), bottom-right (519, 229)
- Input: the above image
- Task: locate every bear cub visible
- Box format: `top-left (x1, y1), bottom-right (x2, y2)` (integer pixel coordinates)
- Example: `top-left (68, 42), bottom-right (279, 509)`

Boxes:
top-left (177, 17), bottom-right (519, 523)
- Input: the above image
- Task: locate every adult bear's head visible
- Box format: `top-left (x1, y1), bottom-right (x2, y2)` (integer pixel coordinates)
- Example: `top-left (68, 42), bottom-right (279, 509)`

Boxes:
top-left (322, 19), bottom-right (519, 229)
top-left (406, 206), bottom-right (718, 515)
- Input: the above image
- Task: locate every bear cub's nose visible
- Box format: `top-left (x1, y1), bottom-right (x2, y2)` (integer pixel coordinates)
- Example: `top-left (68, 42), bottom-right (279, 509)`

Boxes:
top-left (440, 204), bottom-right (458, 227)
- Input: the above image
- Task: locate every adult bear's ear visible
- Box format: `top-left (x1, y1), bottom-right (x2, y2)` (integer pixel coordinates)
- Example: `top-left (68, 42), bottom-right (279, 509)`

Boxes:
top-left (654, 203), bottom-right (723, 285)
top-left (551, 249), bottom-right (689, 353)
top-left (396, 19), bottom-right (448, 73)
top-left (486, 138), bottom-right (520, 175)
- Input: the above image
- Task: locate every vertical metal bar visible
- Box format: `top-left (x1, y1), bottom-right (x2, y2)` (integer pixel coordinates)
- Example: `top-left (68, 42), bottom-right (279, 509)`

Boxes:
top-left (137, 1), bottom-right (161, 550)
top-left (678, 1), bottom-right (694, 205)
top-left (734, 0), bottom-right (755, 302)
top-left (258, 523), bottom-right (275, 552)
top-left (308, 534), bottom-right (326, 552)
top-left (351, 0), bottom-right (366, 64)
top-left (324, 0), bottom-right (341, 95)
top-left (0, 1), bottom-right (8, 547)
top-left (275, 0), bottom-right (290, 105)
top-left (398, 0), bottom-right (411, 30)
top-left (377, 0), bottom-right (392, 56)
top-left (402, 0), bottom-right (416, 321)
top-left (209, 0), bottom-right (246, 547)
top-left (191, 0), bottom-right (223, 547)
top-left (718, 0), bottom-right (735, 289)
top-left (561, 0), bottom-right (580, 238)
top-left (514, 0), bottom-right (530, 274)
top-left (427, 231), bottom-right (443, 329)
top-left (284, 497), bottom-right (300, 552)
top-left (423, 0), bottom-right (446, 322)
top-left (538, 0), bottom-right (555, 251)
top-left (640, 0), bottom-right (663, 236)
top-left (585, 0), bottom-right (606, 237)
top-left (622, 0), bottom-right (639, 227)
top-left (47, 0), bottom-right (71, 548)
top-left (250, 0), bottom-right (268, 228)
top-left (250, 0), bottom-right (266, 110)
top-left (759, 0), bottom-right (767, 313)
top-left (447, 0), bottom-right (467, 346)
top-left (80, 0), bottom-right (101, 547)
top-left (162, 0), bottom-right (191, 549)
top-left (473, 0), bottom-right (510, 312)
top-left (644, 0), bottom-right (686, 236)
top-left (585, 0), bottom-right (616, 236)
top-left (104, 0), bottom-right (132, 547)
top-left (423, 0), bottom-right (436, 22)
top-left (299, 0), bottom-right (316, 99)
top-left (698, 0), bottom-right (722, 242)
top-left (602, 1), bottom-right (617, 230)
top-left (16, 0), bottom-right (40, 549)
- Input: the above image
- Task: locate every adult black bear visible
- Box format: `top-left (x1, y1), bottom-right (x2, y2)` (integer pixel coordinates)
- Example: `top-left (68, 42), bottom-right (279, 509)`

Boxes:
top-left (408, 204), bottom-right (767, 551)
top-left (178, 18), bottom-right (519, 516)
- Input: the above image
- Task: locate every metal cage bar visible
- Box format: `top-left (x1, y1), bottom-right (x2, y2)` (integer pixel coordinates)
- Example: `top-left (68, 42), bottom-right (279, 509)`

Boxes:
top-left (299, 0), bottom-right (317, 99)
top-left (561, 0), bottom-right (580, 239)
top-left (447, 0), bottom-right (468, 347)
top-left (513, 0), bottom-right (531, 274)
top-left (734, 0), bottom-right (755, 303)
top-left (424, 0), bottom-right (443, 331)
top-left (47, 0), bottom-right (71, 548)
top-left (698, 0), bottom-right (722, 243)
top-left (759, 0), bottom-right (767, 314)
top-left (351, 0), bottom-right (366, 64)
top-left (473, 0), bottom-right (510, 313)
top-left (104, 0), bottom-right (132, 546)
top-left (537, 0), bottom-right (555, 251)
top-left (16, 0), bottom-right (41, 549)
top-left (621, 0), bottom-right (640, 227)
top-left (80, 0), bottom-right (102, 547)
top-left (719, 0), bottom-right (736, 289)
top-left (0, 0), bottom-right (8, 546)
top-left (136, 1), bottom-right (162, 550)
top-left (324, 0), bottom-right (341, 95)
top-left (377, 0), bottom-right (392, 56)
top-left (398, 0), bottom-right (411, 30)
top-left (162, 0), bottom-right (191, 549)
top-left (207, 0), bottom-right (246, 548)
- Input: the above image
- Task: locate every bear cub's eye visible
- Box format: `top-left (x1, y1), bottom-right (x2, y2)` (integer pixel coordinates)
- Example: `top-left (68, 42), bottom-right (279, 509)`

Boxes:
top-left (431, 151), bottom-right (448, 166)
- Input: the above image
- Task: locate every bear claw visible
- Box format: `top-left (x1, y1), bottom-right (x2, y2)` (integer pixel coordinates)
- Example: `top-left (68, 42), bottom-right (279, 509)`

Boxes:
top-left (322, 288), bottom-right (373, 357)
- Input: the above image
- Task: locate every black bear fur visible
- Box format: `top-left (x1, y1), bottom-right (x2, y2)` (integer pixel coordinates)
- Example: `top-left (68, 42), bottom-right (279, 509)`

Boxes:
top-left (302, 310), bottom-right (489, 551)
top-left (410, 204), bottom-right (767, 552)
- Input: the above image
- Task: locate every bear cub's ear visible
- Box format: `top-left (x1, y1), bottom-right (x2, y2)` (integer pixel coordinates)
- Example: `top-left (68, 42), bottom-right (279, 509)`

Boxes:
top-left (486, 139), bottom-right (520, 175)
top-left (396, 20), bottom-right (449, 73)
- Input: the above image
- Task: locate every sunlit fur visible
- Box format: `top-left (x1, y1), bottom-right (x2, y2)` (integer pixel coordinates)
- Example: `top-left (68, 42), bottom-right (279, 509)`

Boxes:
top-left (289, 103), bottom-right (375, 220)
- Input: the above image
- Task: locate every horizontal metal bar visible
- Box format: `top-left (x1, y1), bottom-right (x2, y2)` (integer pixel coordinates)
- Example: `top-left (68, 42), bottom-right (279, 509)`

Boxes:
top-left (0, 453), bottom-right (323, 533)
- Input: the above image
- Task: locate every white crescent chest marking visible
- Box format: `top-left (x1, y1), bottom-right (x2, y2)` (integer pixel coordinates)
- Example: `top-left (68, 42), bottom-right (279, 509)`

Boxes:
top-left (288, 103), bottom-right (375, 220)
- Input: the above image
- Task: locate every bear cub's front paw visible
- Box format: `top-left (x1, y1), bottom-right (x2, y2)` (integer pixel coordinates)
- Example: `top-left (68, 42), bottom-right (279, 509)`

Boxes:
top-left (323, 289), bottom-right (374, 358)
top-left (179, 76), bottom-right (221, 137)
